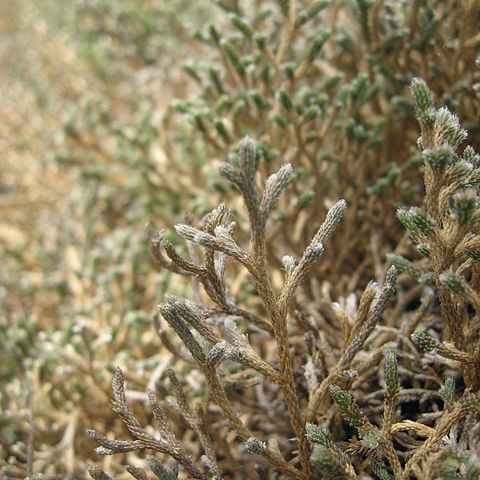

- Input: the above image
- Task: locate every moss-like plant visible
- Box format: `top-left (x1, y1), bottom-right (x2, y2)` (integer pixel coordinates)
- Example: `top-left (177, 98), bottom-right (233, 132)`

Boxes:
top-left (89, 81), bottom-right (480, 480)
top-left (4, 1), bottom-right (480, 479)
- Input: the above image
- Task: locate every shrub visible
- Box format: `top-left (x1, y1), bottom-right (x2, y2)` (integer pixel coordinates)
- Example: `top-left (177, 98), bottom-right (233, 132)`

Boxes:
top-left (3, 1), bottom-right (480, 479)
top-left (86, 1), bottom-right (480, 479)
top-left (89, 82), bottom-right (480, 477)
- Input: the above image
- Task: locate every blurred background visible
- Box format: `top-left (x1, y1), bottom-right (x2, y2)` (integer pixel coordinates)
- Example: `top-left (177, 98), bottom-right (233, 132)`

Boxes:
top-left (1, 1), bottom-right (214, 477)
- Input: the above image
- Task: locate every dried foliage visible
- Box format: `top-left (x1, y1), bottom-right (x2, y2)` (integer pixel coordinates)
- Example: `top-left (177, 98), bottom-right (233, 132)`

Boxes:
top-left (3, 1), bottom-right (480, 480)
top-left (1, 1), bottom-right (213, 478)
top-left (91, 103), bottom-right (480, 478)
top-left (88, 1), bottom-right (480, 478)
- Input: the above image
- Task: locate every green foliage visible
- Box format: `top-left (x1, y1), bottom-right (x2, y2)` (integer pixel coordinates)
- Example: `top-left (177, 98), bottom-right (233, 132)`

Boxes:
top-left (147, 457), bottom-right (179, 480)
top-left (310, 445), bottom-right (350, 479)
top-left (410, 77), bottom-right (435, 124)
top-left (386, 253), bottom-right (422, 279)
top-left (305, 423), bottom-right (332, 447)
top-left (437, 452), bottom-right (480, 480)
top-left (372, 458), bottom-right (391, 480)
top-left (329, 385), bottom-right (365, 428)
top-left (439, 272), bottom-right (465, 294)
top-left (384, 351), bottom-right (399, 398)
top-left (411, 331), bottom-right (439, 354)
top-left (440, 378), bottom-right (455, 407)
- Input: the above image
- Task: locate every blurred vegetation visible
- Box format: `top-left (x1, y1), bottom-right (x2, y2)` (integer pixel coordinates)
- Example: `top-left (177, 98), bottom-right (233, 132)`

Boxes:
top-left (1, 1), bottom-right (213, 478)
top-left (1, 0), bottom-right (480, 479)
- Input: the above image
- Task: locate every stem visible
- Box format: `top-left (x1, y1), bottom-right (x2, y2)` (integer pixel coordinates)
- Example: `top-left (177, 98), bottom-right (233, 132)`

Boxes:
top-left (248, 252), bottom-right (312, 477)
